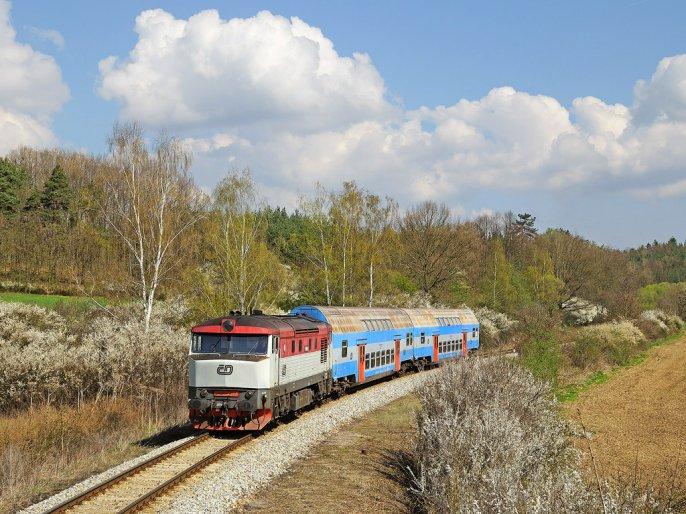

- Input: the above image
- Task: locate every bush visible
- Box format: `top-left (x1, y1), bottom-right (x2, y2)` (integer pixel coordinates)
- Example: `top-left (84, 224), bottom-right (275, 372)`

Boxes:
top-left (0, 300), bottom-right (188, 412)
top-left (390, 358), bottom-right (592, 512)
top-left (521, 330), bottom-right (561, 384)
top-left (388, 358), bottom-right (684, 513)
top-left (474, 307), bottom-right (517, 347)
top-left (574, 321), bottom-right (647, 367)
top-left (638, 309), bottom-right (684, 338)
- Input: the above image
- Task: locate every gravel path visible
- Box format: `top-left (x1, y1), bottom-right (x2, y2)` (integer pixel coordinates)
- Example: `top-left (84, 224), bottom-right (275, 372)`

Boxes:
top-left (20, 434), bottom-right (196, 514)
top-left (151, 371), bottom-right (435, 513)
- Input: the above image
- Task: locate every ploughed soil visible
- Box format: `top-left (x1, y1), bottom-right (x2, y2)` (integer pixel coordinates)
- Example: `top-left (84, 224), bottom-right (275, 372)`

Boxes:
top-left (235, 395), bottom-right (418, 513)
top-left (566, 334), bottom-right (686, 489)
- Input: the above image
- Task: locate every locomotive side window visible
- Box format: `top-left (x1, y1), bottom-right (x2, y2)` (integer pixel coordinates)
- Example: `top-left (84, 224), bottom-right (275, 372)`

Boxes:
top-left (299, 339), bottom-right (303, 352)
top-left (291, 340), bottom-right (295, 354)
top-left (341, 340), bottom-right (348, 358)
top-left (273, 336), bottom-right (279, 353)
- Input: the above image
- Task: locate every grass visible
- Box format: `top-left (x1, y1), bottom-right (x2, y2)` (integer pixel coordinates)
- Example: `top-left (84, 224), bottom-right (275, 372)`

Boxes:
top-left (556, 329), bottom-right (685, 403)
top-left (0, 291), bottom-right (106, 309)
top-left (0, 394), bottom-right (186, 513)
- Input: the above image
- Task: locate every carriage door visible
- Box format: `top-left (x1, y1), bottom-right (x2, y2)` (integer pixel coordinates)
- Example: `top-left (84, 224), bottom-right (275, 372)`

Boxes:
top-left (358, 343), bottom-right (366, 383)
top-left (432, 334), bottom-right (439, 363)
top-left (462, 332), bottom-right (468, 358)
top-left (394, 339), bottom-right (401, 371)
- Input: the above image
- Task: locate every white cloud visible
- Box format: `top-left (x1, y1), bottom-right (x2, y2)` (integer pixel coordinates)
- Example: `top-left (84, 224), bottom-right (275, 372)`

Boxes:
top-left (27, 26), bottom-right (65, 50)
top-left (99, 8), bottom-right (686, 205)
top-left (0, 0), bottom-right (69, 154)
top-left (633, 54), bottom-right (686, 124)
top-left (98, 9), bottom-right (394, 132)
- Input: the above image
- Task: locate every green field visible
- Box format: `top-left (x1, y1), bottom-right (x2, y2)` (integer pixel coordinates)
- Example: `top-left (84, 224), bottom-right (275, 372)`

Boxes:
top-left (0, 291), bottom-right (105, 309)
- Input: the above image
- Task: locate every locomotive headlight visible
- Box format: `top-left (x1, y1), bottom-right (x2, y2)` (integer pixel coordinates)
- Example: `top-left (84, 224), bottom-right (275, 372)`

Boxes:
top-left (199, 388), bottom-right (208, 398)
top-left (244, 390), bottom-right (253, 399)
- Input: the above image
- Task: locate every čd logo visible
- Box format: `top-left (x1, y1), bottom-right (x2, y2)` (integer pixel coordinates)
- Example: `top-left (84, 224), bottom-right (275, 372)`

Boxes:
top-left (216, 364), bottom-right (234, 375)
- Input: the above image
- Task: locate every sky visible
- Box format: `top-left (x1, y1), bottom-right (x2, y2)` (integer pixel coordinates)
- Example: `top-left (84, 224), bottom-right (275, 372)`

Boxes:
top-left (2, 0), bottom-right (686, 249)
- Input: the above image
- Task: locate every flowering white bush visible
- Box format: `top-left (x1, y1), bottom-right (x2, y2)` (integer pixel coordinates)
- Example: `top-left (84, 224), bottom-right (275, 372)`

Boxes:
top-left (562, 297), bottom-right (608, 325)
top-left (394, 358), bottom-right (593, 512)
top-left (0, 301), bottom-right (188, 412)
top-left (390, 358), bottom-right (683, 513)
top-left (639, 309), bottom-right (684, 334)
top-left (475, 307), bottom-right (517, 346)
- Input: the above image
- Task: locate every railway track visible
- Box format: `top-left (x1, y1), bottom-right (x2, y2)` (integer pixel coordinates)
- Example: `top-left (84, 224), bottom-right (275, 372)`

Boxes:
top-left (46, 433), bottom-right (253, 514)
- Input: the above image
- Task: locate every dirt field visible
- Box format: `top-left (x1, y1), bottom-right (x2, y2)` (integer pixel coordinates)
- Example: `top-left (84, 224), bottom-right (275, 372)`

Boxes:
top-left (235, 395), bottom-right (418, 513)
top-left (567, 334), bottom-right (686, 488)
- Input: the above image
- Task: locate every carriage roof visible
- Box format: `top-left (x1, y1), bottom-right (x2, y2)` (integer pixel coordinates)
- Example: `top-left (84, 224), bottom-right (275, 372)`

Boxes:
top-left (292, 306), bottom-right (478, 333)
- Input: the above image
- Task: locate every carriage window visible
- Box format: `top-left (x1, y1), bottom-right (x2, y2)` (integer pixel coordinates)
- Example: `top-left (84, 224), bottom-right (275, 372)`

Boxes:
top-left (342, 340), bottom-right (348, 358)
top-left (365, 353), bottom-right (370, 369)
top-left (406, 332), bottom-right (410, 346)
top-left (420, 332), bottom-right (425, 344)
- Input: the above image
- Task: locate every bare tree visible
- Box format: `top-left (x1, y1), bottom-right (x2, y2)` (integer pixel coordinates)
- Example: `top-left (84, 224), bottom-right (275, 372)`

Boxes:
top-left (104, 123), bottom-right (203, 330)
top-left (399, 201), bottom-right (471, 301)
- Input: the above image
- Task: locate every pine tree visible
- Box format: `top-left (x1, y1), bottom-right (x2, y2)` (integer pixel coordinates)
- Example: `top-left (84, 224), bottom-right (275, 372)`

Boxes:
top-left (40, 165), bottom-right (72, 220)
top-left (514, 212), bottom-right (537, 239)
top-left (0, 159), bottom-right (27, 215)
top-left (23, 188), bottom-right (42, 213)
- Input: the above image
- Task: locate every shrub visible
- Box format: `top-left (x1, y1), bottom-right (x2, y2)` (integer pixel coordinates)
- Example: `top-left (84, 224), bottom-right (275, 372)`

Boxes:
top-left (474, 307), bottom-right (517, 347)
top-left (639, 309), bottom-right (684, 338)
top-left (388, 358), bottom-right (684, 513)
top-left (0, 300), bottom-right (188, 412)
top-left (390, 358), bottom-right (593, 513)
top-left (575, 321), bottom-right (647, 367)
top-left (521, 330), bottom-right (561, 384)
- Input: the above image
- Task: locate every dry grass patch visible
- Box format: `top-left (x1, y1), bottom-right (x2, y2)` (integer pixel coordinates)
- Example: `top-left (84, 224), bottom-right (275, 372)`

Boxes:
top-left (235, 395), bottom-right (419, 513)
top-left (0, 396), bottom-right (186, 513)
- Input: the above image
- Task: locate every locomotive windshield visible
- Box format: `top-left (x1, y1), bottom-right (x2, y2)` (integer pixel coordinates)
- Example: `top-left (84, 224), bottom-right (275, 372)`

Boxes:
top-left (192, 334), bottom-right (268, 355)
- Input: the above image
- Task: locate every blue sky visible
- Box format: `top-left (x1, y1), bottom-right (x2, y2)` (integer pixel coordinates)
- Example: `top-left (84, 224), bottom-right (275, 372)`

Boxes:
top-left (3, 1), bottom-right (686, 248)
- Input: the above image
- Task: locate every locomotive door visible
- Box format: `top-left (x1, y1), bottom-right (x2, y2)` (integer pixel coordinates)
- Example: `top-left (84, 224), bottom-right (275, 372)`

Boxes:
top-left (432, 334), bottom-right (439, 363)
top-left (358, 343), bottom-right (366, 383)
top-left (462, 332), bottom-right (468, 358)
top-left (394, 339), bottom-right (401, 371)
top-left (271, 336), bottom-right (281, 386)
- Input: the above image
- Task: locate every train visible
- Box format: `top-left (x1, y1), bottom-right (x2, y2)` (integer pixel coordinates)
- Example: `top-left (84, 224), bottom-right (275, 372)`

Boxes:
top-left (187, 306), bottom-right (479, 431)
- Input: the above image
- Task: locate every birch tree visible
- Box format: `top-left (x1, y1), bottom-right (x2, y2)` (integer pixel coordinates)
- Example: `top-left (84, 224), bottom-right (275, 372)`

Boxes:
top-left (104, 123), bottom-right (203, 331)
top-left (300, 185), bottom-right (333, 305)
top-left (193, 169), bottom-right (288, 317)
top-left (363, 194), bottom-right (397, 306)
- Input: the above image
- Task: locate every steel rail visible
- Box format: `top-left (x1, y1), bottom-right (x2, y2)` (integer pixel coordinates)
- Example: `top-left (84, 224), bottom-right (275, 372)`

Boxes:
top-left (46, 432), bottom-right (210, 513)
top-left (116, 434), bottom-right (253, 513)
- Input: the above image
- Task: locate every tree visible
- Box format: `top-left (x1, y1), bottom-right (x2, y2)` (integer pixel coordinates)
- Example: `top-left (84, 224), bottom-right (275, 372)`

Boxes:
top-left (193, 169), bottom-right (288, 316)
top-left (300, 185), bottom-right (334, 305)
top-left (363, 193), bottom-right (397, 306)
top-left (399, 201), bottom-right (467, 302)
top-left (40, 165), bottom-right (72, 218)
top-left (23, 188), bottom-right (41, 213)
top-left (0, 159), bottom-right (27, 215)
top-left (514, 212), bottom-right (537, 239)
top-left (104, 123), bottom-right (203, 331)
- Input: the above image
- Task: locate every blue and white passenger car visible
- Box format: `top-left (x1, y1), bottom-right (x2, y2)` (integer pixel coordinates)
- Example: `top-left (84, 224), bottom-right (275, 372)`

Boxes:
top-left (290, 306), bottom-right (479, 384)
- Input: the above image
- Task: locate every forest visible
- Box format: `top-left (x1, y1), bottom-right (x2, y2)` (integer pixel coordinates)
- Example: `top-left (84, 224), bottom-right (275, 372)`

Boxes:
top-left (2, 124), bottom-right (685, 326)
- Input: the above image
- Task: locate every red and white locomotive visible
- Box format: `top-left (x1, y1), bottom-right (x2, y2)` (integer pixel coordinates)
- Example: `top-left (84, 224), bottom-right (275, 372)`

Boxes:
top-left (188, 311), bottom-right (332, 430)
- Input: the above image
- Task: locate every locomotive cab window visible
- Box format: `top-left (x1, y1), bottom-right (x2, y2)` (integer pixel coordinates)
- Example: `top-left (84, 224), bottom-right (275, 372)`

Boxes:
top-left (341, 340), bottom-right (348, 358)
top-left (192, 334), bottom-right (268, 355)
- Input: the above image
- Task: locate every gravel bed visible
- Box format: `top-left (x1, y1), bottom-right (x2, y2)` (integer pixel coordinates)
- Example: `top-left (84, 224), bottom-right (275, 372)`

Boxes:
top-left (20, 434), bottom-right (196, 514)
top-left (159, 371), bottom-right (435, 513)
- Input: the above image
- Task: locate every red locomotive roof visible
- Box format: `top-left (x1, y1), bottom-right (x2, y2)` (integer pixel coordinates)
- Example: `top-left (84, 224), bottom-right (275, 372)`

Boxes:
top-left (191, 314), bottom-right (329, 338)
